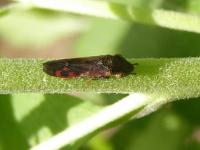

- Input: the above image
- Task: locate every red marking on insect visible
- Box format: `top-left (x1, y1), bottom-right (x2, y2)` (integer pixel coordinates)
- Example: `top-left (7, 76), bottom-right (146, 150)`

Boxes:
top-left (68, 72), bottom-right (77, 77)
top-left (55, 70), bottom-right (62, 77)
top-left (43, 54), bottom-right (137, 79)
top-left (63, 66), bottom-right (69, 71)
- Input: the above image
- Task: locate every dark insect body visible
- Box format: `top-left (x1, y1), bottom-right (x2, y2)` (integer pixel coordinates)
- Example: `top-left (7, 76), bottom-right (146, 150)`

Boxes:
top-left (43, 54), bottom-right (137, 78)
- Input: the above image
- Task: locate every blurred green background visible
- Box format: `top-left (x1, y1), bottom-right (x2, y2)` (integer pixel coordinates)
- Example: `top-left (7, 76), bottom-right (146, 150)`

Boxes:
top-left (0, 0), bottom-right (200, 150)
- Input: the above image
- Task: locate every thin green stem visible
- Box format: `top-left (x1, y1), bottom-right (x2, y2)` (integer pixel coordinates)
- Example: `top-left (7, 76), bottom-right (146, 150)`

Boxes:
top-left (31, 93), bottom-right (150, 150)
top-left (14, 0), bottom-right (200, 33)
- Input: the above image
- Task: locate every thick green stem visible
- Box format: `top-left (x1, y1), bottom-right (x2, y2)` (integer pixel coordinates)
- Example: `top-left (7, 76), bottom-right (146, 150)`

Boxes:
top-left (0, 58), bottom-right (199, 99)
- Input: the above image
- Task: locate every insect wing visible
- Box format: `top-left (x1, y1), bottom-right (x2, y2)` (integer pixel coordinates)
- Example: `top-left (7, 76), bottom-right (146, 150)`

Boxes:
top-left (43, 57), bottom-right (111, 78)
top-left (43, 55), bottom-right (134, 78)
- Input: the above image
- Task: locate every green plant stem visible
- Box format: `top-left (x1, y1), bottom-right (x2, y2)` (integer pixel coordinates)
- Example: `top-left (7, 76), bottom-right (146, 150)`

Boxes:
top-left (0, 57), bottom-right (200, 119)
top-left (31, 93), bottom-right (150, 150)
top-left (15, 0), bottom-right (200, 33)
top-left (0, 58), bottom-right (199, 97)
